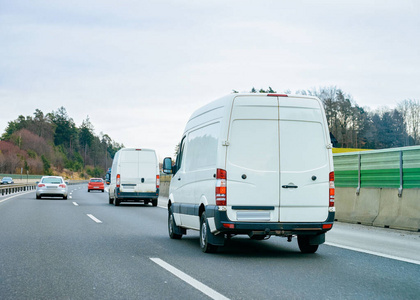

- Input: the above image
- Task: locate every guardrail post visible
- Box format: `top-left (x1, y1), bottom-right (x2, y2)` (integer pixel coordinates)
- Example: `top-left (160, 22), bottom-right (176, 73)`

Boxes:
top-left (398, 150), bottom-right (403, 197)
top-left (356, 153), bottom-right (361, 195)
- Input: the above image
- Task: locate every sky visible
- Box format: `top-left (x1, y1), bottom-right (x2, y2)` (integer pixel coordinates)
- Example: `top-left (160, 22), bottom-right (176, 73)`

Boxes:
top-left (1, 0), bottom-right (419, 160)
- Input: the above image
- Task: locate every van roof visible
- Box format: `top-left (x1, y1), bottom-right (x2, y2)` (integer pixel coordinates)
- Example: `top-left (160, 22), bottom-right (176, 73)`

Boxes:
top-left (189, 93), bottom-right (321, 121)
top-left (118, 148), bottom-right (156, 152)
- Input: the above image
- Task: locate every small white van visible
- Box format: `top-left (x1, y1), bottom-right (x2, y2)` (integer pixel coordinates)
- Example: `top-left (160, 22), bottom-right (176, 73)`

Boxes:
top-left (109, 148), bottom-right (160, 206)
top-left (162, 93), bottom-right (335, 253)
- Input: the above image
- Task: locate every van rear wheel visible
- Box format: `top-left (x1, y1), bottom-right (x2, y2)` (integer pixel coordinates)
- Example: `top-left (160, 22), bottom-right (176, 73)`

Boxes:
top-left (152, 199), bottom-right (158, 207)
top-left (200, 213), bottom-right (218, 253)
top-left (108, 194), bottom-right (113, 205)
top-left (168, 208), bottom-right (182, 239)
top-left (297, 235), bottom-right (319, 253)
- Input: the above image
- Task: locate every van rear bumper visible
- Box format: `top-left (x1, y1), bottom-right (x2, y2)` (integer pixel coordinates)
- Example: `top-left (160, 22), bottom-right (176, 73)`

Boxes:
top-left (206, 205), bottom-right (335, 236)
top-left (115, 188), bottom-right (159, 200)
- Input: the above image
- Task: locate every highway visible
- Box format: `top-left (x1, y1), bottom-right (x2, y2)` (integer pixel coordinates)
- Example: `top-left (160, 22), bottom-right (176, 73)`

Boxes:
top-left (1, 185), bottom-right (419, 300)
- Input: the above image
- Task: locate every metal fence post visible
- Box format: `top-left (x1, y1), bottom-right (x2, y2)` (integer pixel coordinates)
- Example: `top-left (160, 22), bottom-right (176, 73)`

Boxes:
top-left (398, 150), bottom-right (403, 197)
top-left (356, 153), bottom-right (361, 195)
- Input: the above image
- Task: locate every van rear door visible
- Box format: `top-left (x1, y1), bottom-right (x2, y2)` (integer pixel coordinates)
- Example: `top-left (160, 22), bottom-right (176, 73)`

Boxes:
top-left (278, 97), bottom-right (330, 222)
top-left (225, 96), bottom-right (280, 222)
top-left (120, 149), bottom-right (157, 193)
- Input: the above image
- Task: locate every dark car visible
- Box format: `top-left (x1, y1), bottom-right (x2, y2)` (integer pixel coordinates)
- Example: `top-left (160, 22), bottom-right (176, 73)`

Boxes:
top-left (1, 177), bottom-right (14, 184)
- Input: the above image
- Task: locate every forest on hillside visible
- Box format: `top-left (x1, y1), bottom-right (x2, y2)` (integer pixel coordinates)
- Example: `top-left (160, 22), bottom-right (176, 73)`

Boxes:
top-left (0, 107), bottom-right (123, 177)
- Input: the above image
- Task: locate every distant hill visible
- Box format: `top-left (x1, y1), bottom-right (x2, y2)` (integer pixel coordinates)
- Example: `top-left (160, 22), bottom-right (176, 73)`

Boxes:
top-left (0, 107), bottom-right (122, 178)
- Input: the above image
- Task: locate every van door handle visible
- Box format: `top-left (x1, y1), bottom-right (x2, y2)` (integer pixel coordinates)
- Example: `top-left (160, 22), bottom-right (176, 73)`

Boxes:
top-left (282, 185), bottom-right (298, 189)
top-left (178, 178), bottom-right (181, 181)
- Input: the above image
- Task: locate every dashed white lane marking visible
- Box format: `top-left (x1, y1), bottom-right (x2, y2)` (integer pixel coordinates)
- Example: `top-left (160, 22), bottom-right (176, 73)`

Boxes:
top-left (87, 214), bottom-right (102, 223)
top-left (325, 242), bottom-right (420, 265)
top-left (150, 258), bottom-right (229, 300)
top-left (72, 202), bottom-right (79, 206)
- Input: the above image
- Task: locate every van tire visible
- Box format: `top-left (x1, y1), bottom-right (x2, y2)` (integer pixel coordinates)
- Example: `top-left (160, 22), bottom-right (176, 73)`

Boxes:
top-left (108, 194), bottom-right (113, 205)
top-left (200, 212), bottom-right (218, 253)
top-left (152, 199), bottom-right (158, 207)
top-left (168, 208), bottom-right (182, 239)
top-left (297, 235), bottom-right (319, 253)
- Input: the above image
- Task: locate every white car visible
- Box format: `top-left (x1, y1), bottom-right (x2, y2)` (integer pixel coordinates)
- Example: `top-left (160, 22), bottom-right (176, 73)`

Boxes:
top-left (36, 176), bottom-right (68, 199)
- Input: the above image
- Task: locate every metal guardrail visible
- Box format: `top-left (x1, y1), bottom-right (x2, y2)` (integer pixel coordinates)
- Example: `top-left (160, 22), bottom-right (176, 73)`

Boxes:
top-left (0, 184), bottom-right (37, 196)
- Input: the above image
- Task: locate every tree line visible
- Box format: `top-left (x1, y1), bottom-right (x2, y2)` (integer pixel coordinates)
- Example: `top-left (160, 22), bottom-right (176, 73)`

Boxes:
top-left (0, 107), bottom-right (123, 177)
top-left (245, 86), bottom-right (420, 149)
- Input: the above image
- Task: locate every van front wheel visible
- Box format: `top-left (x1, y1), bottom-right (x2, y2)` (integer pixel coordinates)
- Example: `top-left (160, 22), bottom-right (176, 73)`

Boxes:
top-left (297, 235), bottom-right (319, 253)
top-left (200, 213), bottom-right (218, 253)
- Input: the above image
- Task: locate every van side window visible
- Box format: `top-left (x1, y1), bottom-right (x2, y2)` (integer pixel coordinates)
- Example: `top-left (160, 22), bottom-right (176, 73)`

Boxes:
top-left (175, 137), bottom-right (186, 174)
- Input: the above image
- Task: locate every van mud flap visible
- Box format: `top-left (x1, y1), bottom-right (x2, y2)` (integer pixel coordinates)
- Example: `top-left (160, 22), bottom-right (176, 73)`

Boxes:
top-left (307, 233), bottom-right (325, 245)
top-left (207, 232), bottom-right (225, 246)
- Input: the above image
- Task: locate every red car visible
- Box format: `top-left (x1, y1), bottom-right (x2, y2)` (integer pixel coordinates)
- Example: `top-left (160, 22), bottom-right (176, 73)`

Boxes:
top-left (88, 178), bottom-right (105, 192)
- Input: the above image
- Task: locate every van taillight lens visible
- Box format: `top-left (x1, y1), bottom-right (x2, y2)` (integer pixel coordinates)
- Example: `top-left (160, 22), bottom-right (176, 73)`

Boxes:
top-left (116, 174), bottom-right (121, 188)
top-left (329, 172), bottom-right (335, 207)
top-left (216, 168), bottom-right (227, 206)
top-left (156, 175), bottom-right (160, 189)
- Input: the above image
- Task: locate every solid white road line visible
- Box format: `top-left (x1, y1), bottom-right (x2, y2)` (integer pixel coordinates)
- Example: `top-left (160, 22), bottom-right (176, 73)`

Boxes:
top-left (0, 190), bottom-right (35, 204)
top-left (87, 214), bottom-right (102, 223)
top-left (325, 242), bottom-right (420, 265)
top-left (72, 202), bottom-right (79, 206)
top-left (150, 258), bottom-right (229, 300)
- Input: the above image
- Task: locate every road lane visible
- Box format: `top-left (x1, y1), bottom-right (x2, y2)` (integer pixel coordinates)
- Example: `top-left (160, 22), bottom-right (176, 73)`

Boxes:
top-left (0, 186), bottom-right (419, 300)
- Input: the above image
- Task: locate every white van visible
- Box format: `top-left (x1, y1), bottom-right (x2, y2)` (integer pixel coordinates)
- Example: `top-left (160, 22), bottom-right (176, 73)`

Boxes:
top-left (109, 148), bottom-right (160, 206)
top-left (162, 93), bottom-right (335, 253)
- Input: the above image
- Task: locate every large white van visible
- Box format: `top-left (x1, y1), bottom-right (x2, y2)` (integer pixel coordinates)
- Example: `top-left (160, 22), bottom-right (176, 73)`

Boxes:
top-left (162, 93), bottom-right (335, 253)
top-left (109, 148), bottom-right (160, 206)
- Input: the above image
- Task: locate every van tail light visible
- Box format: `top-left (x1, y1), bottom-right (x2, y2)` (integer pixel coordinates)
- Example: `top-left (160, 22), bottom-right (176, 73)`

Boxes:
top-left (116, 174), bottom-right (121, 188)
top-left (329, 172), bottom-right (335, 207)
top-left (215, 168), bottom-right (227, 206)
top-left (38, 184), bottom-right (45, 188)
top-left (59, 184), bottom-right (66, 188)
top-left (156, 175), bottom-right (160, 189)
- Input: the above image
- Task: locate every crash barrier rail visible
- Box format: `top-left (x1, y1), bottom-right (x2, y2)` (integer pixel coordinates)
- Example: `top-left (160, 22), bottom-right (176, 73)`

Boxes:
top-left (0, 181), bottom-right (88, 197)
top-left (0, 184), bottom-right (37, 196)
top-left (334, 145), bottom-right (420, 232)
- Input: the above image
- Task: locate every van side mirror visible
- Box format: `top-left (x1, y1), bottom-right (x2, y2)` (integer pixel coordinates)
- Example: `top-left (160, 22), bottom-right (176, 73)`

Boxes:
top-left (162, 157), bottom-right (173, 174)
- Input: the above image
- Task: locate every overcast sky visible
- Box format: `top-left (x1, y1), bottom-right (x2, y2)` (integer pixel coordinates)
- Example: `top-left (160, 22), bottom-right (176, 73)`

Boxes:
top-left (1, 0), bottom-right (419, 160)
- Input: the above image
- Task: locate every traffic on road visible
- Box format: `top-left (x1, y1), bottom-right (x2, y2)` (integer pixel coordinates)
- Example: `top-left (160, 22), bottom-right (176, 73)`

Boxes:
top-left (0, 185), bottom-right (419, 300)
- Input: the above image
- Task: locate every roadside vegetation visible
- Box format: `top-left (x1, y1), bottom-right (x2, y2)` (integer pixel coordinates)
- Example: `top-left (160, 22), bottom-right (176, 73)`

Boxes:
top-left (0, 107), bottom-right (122, 178)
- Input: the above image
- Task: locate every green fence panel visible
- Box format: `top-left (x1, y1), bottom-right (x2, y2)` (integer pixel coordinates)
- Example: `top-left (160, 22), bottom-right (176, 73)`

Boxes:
top-left (360, 151), bottom-right (400, 188)
top-left (403, 148), bottom-right (420, 189)
top-left (334, 154), bottom-right (359, 188)
top-left (333, 146), bottom-right (420, 189)
top-left (360, 169), bottom-right (400, 188)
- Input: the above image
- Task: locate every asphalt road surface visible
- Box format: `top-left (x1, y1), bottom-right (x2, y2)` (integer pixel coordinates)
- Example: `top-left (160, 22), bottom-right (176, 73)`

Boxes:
top-left (1, 185), bottom-right (419, 300)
